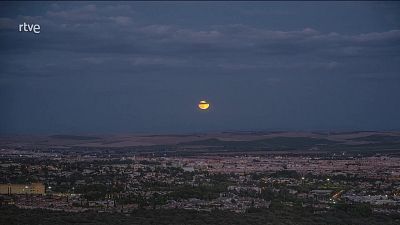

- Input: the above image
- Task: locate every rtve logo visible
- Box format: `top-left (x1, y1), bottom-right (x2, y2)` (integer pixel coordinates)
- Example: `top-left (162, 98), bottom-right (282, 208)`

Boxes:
top-left (18, 22), bottom-right (41, 34)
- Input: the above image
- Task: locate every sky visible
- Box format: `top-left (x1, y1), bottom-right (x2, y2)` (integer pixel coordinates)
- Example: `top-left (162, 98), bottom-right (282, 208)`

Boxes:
top-left (0, 2), bottom-right (400, 134)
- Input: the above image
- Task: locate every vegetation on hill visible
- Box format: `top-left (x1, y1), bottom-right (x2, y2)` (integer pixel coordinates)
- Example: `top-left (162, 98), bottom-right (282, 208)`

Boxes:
top-left (1, 205), bottom-right (399, 225)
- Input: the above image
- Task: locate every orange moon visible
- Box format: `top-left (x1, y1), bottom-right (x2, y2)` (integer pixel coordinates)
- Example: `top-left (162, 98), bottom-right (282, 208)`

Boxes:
top-left (198, 100), bottom-right (210, 110)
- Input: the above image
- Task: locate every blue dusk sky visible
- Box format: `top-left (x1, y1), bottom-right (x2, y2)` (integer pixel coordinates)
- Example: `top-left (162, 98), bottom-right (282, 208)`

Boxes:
top-left (0, 2), bottom-right (400, 134)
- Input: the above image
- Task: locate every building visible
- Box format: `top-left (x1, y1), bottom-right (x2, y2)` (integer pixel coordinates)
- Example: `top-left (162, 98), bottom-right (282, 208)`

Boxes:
top-left (0, 195), bottom-right (15, 206)
top-left (310, 190), bottom-right (333, 202)
top-left (0, 183), bottom-right (45, 195)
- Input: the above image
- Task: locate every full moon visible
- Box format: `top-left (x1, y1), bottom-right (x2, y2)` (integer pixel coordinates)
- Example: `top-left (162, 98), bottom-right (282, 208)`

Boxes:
top-left (198, 100), bottom-right (210, 110)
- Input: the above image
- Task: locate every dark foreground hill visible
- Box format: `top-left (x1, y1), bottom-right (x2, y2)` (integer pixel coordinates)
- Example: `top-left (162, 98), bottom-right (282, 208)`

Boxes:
top-left (1, 204), bottom-right (399, 225)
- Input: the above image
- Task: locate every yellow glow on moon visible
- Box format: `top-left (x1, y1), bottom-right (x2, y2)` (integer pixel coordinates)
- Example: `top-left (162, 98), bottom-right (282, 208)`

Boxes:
top-left (198, 100), bottom-right (210, 110)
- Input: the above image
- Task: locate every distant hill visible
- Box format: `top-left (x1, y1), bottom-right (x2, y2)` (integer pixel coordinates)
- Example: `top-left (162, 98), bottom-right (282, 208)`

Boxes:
top-left (49, 135), bottom-right (101, 141)
top-left (1, 131), bottom-right (400, 153)
top-left (180, 137), bottom-right (339, 150)
top-left (349, 134), bottom-right (400, 143)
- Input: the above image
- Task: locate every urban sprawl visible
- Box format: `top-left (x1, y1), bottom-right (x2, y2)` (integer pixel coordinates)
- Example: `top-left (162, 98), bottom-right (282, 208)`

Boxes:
top-left (1, 145), bottom-right (400, 216)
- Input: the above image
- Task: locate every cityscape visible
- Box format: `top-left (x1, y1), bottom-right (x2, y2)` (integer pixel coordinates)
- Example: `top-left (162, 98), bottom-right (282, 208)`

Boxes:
top-left (1, 132), bottom-right (400, 224)
top-left (1, 1), bottom-right (400, 225)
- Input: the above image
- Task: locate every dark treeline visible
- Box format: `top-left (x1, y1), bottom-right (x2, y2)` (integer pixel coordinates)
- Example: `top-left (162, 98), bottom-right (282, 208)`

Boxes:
top-left (1, 205), bottom-right (399, 225)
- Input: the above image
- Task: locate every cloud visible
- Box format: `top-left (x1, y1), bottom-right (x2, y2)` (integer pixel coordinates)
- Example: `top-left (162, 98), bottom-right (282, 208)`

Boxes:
top-left (109, 16), bottom-right (133, 26)
top-left (354, 30), bottom-right (400, 42)
top-left (128, 56), bottom-right (187, 66)
top-left (1, 3), bottom-right (399, 79)
top-left (0, 18), bottom-right (16, 29)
